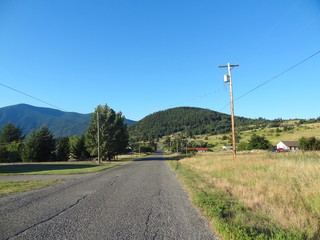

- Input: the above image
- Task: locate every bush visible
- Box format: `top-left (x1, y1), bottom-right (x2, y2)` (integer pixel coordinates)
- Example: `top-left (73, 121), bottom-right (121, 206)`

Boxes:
top-left (299, 137), bottom-right (320, 151)
top-left (237, 142), bottom-right (249, 151)
top-left (140, 144), bottom-right (154, 153)
top-left (247, 134), bottom-right (272, 150)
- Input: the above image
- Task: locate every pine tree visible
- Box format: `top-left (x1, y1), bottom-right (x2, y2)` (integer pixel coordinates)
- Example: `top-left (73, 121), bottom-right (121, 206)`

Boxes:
top-left (70, 135), bottom-right (89, 161)
top-left (0, 122), bottom-right (24, 143)
top-left (55, 137), bottom-right (70, 161)
top-left (22, 126), bottom-right (55, 162)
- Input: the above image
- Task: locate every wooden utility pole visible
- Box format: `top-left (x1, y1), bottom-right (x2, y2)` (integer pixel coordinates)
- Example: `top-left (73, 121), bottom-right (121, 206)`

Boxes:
top-left (97, 110), bottom-right (101, 164)
top-left (219, 63), bottom-right (239, 159)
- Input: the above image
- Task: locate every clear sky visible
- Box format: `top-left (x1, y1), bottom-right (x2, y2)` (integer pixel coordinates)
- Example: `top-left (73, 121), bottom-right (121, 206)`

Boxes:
top-left (0, 0), bottom-right (319, 121)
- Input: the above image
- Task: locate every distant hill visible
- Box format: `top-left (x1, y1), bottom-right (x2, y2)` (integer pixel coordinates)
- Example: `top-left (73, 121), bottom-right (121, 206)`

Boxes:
top-left (128, 107), bottom-right (276, 139)
top-left (0, 104), bottom-right (136, 137)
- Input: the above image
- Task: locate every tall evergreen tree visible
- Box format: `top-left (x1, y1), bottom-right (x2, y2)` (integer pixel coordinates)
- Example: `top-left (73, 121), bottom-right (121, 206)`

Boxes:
top-left (85, 105), bottom-right (129, 161)
top-left (70, 135), bottom-right (89, 161)
top-left (0, 122), bottom-right (24, 143)
top-left (22, 126), bottom-right (55, 162)
top-left (113, 112), bottom-right (129, 156)
top-left (55, 137), bottom-right (70, 161)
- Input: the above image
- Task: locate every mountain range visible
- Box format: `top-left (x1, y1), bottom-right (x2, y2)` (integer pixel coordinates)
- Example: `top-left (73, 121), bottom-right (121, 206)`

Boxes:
top-left (1, 104), bottom-right (283, 140)
top-left (0, 104), bottom-right (136, 138)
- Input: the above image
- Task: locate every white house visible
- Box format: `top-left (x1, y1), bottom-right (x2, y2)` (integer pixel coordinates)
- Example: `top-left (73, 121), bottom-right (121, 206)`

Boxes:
top-left (277, 141), bottom-right (299, 151)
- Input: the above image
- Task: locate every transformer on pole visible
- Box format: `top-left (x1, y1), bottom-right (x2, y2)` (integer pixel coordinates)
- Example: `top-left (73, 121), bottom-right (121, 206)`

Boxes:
top-left (219, 63), bottom-right (239, 159)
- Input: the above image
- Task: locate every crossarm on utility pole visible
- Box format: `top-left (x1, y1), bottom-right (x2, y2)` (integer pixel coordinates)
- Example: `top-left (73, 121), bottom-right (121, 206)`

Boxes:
top-left (218, 65), bottom-right (239, 68)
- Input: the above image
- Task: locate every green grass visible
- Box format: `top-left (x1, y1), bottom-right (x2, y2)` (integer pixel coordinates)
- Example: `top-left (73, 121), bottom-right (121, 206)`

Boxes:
top-left (0, 180), bottom-right (62, 195)
top-left (168, 156), bottom-right (309, 240)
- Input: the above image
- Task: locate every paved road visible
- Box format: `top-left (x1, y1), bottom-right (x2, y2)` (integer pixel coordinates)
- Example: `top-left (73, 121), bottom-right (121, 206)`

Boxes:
top-left (0, 152), bottom-right (217, 240)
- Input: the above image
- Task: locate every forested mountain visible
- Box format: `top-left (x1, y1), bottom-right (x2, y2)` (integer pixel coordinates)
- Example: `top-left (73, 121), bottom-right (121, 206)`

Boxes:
top-left (128, 107), bottom-right (277, 139)
top-left (0, 104), bottom-right (136, 137)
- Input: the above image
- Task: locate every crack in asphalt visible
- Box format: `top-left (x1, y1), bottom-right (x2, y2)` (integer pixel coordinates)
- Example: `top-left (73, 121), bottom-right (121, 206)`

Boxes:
top-left (6, 195), bottom-right (88, 240)
top-left (152, 229), bottom-right (160, 240)
top-left (109, 176), bottom-right (119, 186)
top-left (143, 189), bottom-right (162, 239)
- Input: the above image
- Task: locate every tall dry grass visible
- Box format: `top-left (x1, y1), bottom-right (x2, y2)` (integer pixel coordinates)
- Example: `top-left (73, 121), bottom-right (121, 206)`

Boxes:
top-left (179, 151), bottom-right (320, 237)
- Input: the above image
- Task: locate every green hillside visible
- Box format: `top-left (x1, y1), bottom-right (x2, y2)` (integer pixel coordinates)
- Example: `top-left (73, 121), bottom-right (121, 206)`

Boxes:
top-left (0, 104), bottom-right (136, 137)
top-left (128, 107), bottom-right (277, 140)
top-left (189, 120), bottom-right (320, 150)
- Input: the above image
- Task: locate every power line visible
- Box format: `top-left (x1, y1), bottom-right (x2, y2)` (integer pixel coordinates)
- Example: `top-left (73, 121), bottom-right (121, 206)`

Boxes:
top-left (235, 50), bottom-right (320, 103)
top-left (125, 88), bottom-right (225, 115)
top-left (0, 82), bottom-right (66, 111)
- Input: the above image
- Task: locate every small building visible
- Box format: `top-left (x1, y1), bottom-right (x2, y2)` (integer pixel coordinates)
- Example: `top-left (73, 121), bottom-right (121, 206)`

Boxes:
top-left (185, 147), bottom-right (208, 153)
top-left (277, 141), bottom-right (299, 151)
top-left (222, 146), bottom-right (233, 151)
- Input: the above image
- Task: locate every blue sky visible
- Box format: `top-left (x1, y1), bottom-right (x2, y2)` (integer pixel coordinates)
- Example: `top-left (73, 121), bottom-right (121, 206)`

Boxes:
top-left (0, 0), bottom-right (319, 121)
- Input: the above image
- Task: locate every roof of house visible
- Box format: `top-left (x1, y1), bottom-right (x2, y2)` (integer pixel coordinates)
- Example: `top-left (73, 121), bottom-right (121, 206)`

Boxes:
top-left (195, 148), bottom-right (208, 151)
top-left (185, 147), bottom-right (208, 150)
top-left (280, 141), bottom-right (299, 147)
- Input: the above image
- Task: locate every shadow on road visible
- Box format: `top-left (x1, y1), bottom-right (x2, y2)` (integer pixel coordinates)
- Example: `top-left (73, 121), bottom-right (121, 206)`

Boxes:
top-left (135, 152), bottom-right (191, 162)
top-left (0, 164), bottom-right (100, 174)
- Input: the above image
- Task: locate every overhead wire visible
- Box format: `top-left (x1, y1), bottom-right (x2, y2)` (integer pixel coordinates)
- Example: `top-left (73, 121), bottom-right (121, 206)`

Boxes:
top-left (125, 87), bottom-right (226, 115)
top-left (234, 50), bottom-right (320, 102)
top-left (1, 49), bottom-right (319, 128)
top-left (219, 50), bottom-right (320, 111)
top-left (0, 82), bottom-right (66, 111)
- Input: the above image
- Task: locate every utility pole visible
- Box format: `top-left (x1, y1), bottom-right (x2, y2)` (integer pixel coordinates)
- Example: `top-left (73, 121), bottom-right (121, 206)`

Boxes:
top-left (185, 140), bottom-right (188, 155)
top-left (219, 63), bottom-right (239, 159)
top-left (176, 140), bottom-right (179, 154)
top-left (97, 110), bottom-right (101, 164)
top-left (139, 137), bottom-right (141, 156)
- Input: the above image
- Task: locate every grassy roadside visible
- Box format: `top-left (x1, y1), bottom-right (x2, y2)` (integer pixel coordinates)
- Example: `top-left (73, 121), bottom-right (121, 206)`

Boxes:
top-left (167, 152), bottom-right (320, 240)
top-left (0, 180), bottom-right (62, 195)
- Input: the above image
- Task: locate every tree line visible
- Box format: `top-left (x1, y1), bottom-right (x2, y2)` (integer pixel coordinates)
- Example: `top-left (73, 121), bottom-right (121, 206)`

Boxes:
top-left (0, 104), bottom-right (129, 163)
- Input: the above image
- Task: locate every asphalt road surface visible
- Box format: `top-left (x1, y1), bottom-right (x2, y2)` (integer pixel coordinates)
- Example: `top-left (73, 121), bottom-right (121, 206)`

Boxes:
top-left (0, 152), bottom-right (217, 240)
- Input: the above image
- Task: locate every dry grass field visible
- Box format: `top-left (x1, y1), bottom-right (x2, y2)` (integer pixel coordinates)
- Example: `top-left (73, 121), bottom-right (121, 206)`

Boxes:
top-left (169, 151), bottom-right (320, 239)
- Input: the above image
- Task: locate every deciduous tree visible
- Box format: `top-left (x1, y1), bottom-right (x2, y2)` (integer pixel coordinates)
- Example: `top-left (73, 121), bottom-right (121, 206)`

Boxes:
top-left (85, 105), bottom-right (129, 161)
